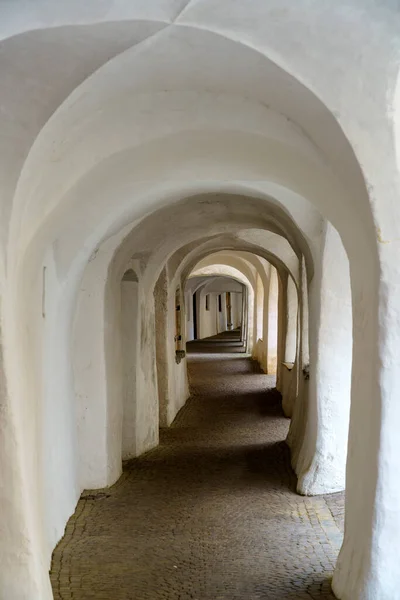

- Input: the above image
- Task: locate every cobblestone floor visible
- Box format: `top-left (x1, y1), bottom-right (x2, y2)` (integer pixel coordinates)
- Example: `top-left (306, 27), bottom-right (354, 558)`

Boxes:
top-left (51, 333), bottom-right (345, 599)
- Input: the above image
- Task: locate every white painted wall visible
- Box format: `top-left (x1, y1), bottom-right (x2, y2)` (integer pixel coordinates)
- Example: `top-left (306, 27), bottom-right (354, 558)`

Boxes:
top-left (281, 274), bottom-right (299, 417)
top-left (230, 292), bottom-right (242, 329)
top-left (256, 273), bottom-right (264, 341)
top-left (289, 225), bottom-right (352, 496)
top-left (252, 261), bottom-right (271, 372)
top-left (73, 244), bottom-right (115, 491)
top-left (1, 4), bottom-right (400, 599)
top-left (194, 277), bottom-right (245, 338)
top-left (185, 289), bottom-right (195, 342)
top-left (164, 281), bottom-right (189, 425)
top-left (190, 262), bottom-right (256, 352)
top-left (154, 265), bottom-right (190, 428)
top-left (285, 276), bottom-right (298, 363)
top-left (198, 290), bottom-right (217, 339)
top-left (267, 267), bottom-right (279, 374)
top-left (154, 267), bottom-right (170, 426)
top-left (121, 273), bottom-right (139, 459)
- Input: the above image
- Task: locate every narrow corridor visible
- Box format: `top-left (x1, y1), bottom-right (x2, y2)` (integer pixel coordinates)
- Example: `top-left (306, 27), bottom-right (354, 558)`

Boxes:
top-left (51, 334), bottom-right (344, 600)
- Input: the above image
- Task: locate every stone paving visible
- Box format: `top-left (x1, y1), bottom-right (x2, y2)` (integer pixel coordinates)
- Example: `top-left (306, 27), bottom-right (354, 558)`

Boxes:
top-left (51, 333), bottom-right (345, 599)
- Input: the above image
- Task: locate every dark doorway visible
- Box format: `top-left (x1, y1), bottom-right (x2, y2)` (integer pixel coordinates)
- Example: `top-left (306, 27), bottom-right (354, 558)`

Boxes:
top-left (193, 292), bottom-right (197, 340)
top-left (226, 292), bottom-right (232, 329)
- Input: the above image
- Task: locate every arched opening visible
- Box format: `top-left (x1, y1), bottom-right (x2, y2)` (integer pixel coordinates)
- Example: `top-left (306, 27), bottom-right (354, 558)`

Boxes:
top-left (19, 188), bottom-right (353, 600)
top-left (186, 274), bottom-right (244, 342)
top-left (2, 7), bottom-right (397, 599)
top-left (52, 200), bottom-right (353, 600)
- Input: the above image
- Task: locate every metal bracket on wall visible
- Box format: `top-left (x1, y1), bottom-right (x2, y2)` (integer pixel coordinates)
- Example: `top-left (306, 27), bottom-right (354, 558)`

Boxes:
top-left (175, 349), bottom-right (186, 364)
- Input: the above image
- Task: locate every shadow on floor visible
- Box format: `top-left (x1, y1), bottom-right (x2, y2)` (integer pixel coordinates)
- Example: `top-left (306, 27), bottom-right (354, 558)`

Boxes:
top-left (186, 329), bottom-right (245, 354)
top-left (50, 330), bottom-right (343, 600)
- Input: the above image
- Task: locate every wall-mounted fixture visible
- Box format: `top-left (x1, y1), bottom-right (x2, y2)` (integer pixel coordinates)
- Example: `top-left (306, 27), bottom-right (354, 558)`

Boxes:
top-left (175, 349), bottom-right (186, 364)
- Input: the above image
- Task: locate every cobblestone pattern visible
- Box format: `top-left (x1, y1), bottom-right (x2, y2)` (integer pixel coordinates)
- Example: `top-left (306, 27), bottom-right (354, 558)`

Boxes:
top-left (324, 493), bottom-right (345, 533)
top-left (51, 334), bottom-right (345, 599)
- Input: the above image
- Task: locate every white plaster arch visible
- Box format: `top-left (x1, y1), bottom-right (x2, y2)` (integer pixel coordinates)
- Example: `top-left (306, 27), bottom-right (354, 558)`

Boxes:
top-left (3, 14), bottom-right (381, 259)
top-left (191, 275), bottom-right (245, 338)
top-left (4, 181), bottom-right (353, 600)
top-left (189, 262), bottom-right (255, 348)
top-left (178, 241), bottom-right (284, 362)
top-left (177, 240), bottom-right (298, 376)
top-left (175, 234), bottom-right (299, 288)
top-left (4, 184), bottom-right (331, 586)
top-left (2, 6), bottom-right (400, 599)
top-left (191, 257), bottom-right (257, 288)
top-left (189, 251), bottom-right (268, 356)
top-left (71, 196), bottom-right (308, 496)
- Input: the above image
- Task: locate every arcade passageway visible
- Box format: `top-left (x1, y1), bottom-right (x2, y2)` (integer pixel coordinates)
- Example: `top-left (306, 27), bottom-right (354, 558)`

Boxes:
top-left (3, 5), bottom-right (400, 598)
top-left (50, 332), bottom-right (344, 600)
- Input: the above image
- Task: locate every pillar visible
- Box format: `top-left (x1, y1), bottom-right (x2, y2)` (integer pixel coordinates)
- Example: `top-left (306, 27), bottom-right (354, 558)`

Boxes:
top-left (267, 266), bottom-right (279, 374)
top-left (281, 275), bottom-right (299, 415)
top-left (332, 234), bottom-right (400, 599)
top-left (121, 270), bottom-right (139, 458)
top-left (154, 268), bottom-right (169, 427)
top-left (296, 223), bottom-right (352, 495)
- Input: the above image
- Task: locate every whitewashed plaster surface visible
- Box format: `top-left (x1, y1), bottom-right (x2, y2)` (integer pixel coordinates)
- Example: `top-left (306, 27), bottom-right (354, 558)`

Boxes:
top-left (1, 3), bottom-right (400, 600)
top-left (185, 275), bottom-right (243, 340)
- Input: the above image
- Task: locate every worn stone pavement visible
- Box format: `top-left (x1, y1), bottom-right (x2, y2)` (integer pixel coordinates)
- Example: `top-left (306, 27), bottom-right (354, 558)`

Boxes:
top-left (51, 331), bottom-right (345, 599)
